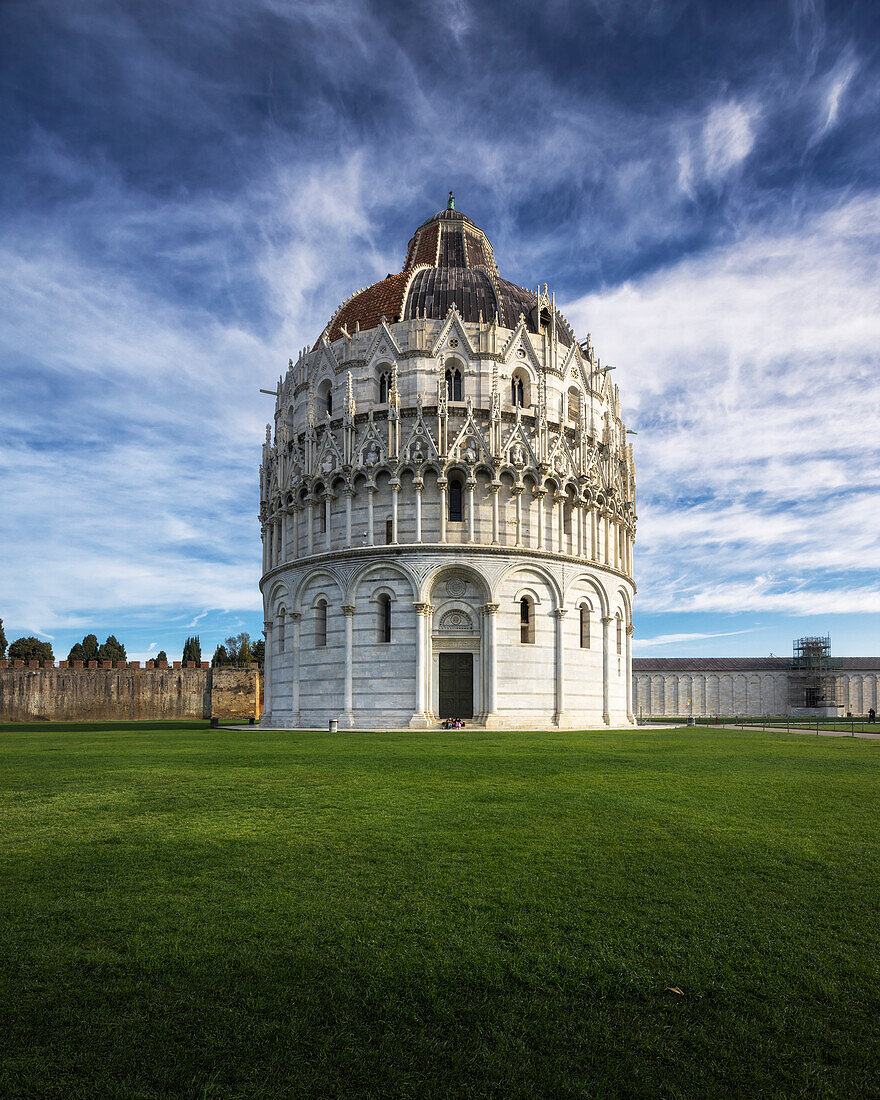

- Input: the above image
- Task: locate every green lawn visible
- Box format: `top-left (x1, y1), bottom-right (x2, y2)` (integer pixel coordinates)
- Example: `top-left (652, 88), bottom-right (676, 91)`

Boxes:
top-left (2, 722), bottom-right (879, 1099)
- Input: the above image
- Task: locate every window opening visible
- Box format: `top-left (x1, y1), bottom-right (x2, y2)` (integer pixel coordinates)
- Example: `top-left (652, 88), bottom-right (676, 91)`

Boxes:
top-left (316, 601), bottom-right (328, 647)
top-left (616, 614), bottom-right (622, 655)
top-left (379, 371), bottom-right (390, 404)
top-left (448, 477), bottom-right (463, 522)
top-left (378, 596), bottom-right (392, 643)
top-left (385, 519), bottom-right (393, 544)
top-left (445, 367), bottom-right (463, 402)
top-left (278, 609), bottom-right (286, 653)
top-left (520, 597), bottom-right (534, 644)
top-left (580, 606), bottom-right (590, 649)
top-left (511, 376), bottom-right (525, 407)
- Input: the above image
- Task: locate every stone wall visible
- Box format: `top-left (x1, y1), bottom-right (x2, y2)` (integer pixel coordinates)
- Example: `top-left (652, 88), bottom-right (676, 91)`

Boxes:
top-left (0, 663), bottom-right (262, 723)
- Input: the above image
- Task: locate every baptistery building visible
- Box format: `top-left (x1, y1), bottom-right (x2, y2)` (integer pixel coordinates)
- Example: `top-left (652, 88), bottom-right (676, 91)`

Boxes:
top-left (259, 197), bottom-right (636, 728)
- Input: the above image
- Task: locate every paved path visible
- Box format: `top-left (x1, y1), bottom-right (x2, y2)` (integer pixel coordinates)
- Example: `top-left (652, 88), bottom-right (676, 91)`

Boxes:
top-left (714, 723), bottom-right (880, 741)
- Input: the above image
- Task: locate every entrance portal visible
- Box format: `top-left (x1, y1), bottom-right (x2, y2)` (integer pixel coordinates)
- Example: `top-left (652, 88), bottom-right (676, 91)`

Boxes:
top-left (438, 652), bottom-right (474, 719)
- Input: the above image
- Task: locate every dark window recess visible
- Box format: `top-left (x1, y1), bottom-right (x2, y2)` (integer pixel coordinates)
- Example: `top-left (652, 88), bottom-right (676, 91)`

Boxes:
top-left (448, 479), bottom-right (463, 522)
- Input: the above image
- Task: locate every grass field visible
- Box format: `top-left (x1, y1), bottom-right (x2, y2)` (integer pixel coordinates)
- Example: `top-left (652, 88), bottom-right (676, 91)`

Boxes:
top-left (2, 721), bottom-right (879, 1099)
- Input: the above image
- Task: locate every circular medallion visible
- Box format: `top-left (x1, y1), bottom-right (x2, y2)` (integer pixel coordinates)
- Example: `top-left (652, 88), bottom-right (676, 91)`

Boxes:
top-left (445, 578), bottom-right (466, 598)
top-left (449, 338), bottom-right (459, 349)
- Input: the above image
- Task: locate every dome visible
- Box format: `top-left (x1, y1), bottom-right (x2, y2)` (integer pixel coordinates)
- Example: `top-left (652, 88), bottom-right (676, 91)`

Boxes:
top-left (317, 196), bottom-right (574, 348)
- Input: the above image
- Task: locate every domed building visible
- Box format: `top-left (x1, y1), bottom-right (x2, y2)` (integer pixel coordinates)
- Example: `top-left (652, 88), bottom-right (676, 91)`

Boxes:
top-left (259, 196), bottom-right (636, 728)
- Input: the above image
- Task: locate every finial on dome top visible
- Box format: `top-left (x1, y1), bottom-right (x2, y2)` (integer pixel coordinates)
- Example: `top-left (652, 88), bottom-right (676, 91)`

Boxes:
top-left (447, 191), bottom-right (455, 210)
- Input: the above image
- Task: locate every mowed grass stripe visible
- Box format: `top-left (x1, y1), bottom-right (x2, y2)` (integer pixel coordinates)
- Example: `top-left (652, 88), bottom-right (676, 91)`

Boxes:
top-left (1, 723), bottom-right (878, 1099)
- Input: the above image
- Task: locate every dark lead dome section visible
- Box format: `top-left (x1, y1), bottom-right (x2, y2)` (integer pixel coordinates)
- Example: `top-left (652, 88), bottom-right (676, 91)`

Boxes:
top-left (318, 203), bottom-right (573, 347)
top-left (403, 268), bottom-right (499, 324)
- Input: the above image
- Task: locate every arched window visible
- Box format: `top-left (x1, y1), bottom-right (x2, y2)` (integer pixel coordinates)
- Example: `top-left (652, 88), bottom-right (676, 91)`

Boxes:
top-left (520, 597), bottom-right (535, 644)
top-left (378, 595), bottom-right (392, 643)
top-left (378, 370), bottom-right (391, 404)
top-left (277, 608), bottom-right (286, 653)
top-left (445, 367), bottom-right (463, 402)
top-left (568, 387), bottom-right (580, 423)
top-left (510, 370), bottom-right (528, 407)
top-left (448, 477), bottom-right (463, 522)
top-left (579, 605), bottom-right (590, 649)
top-left (317, 379), bottom-right (332, 417)
top-left (320, 499), bottom-right (327, 533)
top-left (385, 518), bottom-right (393, 544)
top-left (616, 613), bottom-right (622, 655)
top-left (316, 600), bottom-right (328, 647)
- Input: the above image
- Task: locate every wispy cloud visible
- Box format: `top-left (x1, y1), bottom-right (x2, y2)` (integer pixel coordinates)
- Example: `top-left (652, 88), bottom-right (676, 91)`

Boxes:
top-left (1, 0), bottom-right (878, 658)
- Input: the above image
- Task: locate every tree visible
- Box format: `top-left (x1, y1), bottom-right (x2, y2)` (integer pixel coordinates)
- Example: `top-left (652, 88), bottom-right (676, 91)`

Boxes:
top-left (251, 639), bottom-right (265, 669)
top-left (155, 650), bottom-right (168, 666)
top-left (81, 634), bottom-right (99, 663)
top-left (67, 642), bottom-right (85, 662)
top-left (225, 632), bottom-right (253, 666)
top-left (0, 617), bottom-right (6, 660)
top-left (182, 635), bottom-right (202, 665)
top-left (9, 637), bottom-right (54, 663)
top-left (97, 635), bottom-right (126, 663)
top-left (211, 644), bottom-right (231, 667)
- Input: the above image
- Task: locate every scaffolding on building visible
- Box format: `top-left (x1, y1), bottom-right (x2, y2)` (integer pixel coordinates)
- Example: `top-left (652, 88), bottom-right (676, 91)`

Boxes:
top-left (787, 636), bottom-right (843, 709)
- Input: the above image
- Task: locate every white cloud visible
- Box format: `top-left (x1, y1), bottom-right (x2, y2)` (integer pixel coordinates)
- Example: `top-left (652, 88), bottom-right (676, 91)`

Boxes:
top-left (565, 193), bottom-right (880, 617)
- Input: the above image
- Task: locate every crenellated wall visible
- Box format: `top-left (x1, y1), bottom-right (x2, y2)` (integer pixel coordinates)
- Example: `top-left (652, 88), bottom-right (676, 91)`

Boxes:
top-left (0, 665), bottom-right (261, 723)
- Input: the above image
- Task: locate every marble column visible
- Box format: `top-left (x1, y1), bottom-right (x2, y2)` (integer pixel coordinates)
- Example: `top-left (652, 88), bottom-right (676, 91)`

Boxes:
top-left (262, 618), bottom-right (273, 724)
top-left (290, 611), bottom-right (301, 724)
top-left (555, 493), bottom-right (566, 554)
top-left (513, 485), bottom-right (523, 546)
top-left (482, 602), bottom-right (500, 722)
top-left (345, 489), bottom-right (353, 548)
top-left (342, 604), bottom-right (355, 727)
top-left (307, 500), bottom-right (314, 556)
top-left (534, 489), bottom-right (546, 549)
top-left (367, 487), bottom-right (375, 546)
top-left (438, 478), bottom-right (448, 543)
top-left (466, 479), bottom-right (476, 543)
top-left (292, 505), bottom-right (300, 560)
top-left (553, 608), bottom-right (568, 726)
top-left (411, 601), bottom-right (431, 726)
top-left (323, 494), bottom-right (332, 552)
top-left (490, 483), bottom-right (500, 544)
top-left (391, 481), bottom-right (400, 543)
top-left (414, 479), bottom-right (423, 543)
top-left (625, 625), bottom-right (634, 723)
top-left (601, 615), bottom-right (612, 725)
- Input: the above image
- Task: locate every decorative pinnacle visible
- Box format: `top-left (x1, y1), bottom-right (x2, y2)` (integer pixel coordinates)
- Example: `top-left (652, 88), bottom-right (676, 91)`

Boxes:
top-left (447, 190), bottom-right (455, 210)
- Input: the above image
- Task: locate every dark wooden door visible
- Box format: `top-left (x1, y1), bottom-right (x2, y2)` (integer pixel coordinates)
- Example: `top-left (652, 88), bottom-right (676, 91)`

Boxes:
top-left (438, 653), bottom-right (474, 719)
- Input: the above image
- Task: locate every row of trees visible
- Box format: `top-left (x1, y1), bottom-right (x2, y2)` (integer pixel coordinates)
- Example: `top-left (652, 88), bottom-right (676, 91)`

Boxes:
top-left (0, 619), bottom-right (55, 663)
top-left (211, 632), bottom-right (264, 668)
top-left (0, 620), bottom-right (263, 669)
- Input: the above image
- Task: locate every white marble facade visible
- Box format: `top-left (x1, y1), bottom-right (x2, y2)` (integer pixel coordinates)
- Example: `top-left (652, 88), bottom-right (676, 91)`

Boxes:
top-left (258, 202), bottom-right (636, 728)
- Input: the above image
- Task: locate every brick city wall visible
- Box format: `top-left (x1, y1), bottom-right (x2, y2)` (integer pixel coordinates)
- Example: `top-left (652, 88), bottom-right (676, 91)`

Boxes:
top-left (0, 662), bottom-right (262, 722)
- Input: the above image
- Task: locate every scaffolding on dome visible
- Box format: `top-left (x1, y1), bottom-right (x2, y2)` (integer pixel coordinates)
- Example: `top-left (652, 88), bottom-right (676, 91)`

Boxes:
top-left (787, 636), bottom-right (843, 709)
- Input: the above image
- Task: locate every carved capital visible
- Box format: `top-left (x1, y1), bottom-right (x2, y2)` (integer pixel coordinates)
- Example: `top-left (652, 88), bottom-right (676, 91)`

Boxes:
top-left (413, 601), bottom-right (433, 616)
top-left (263, 620), bottom-right (273, 632)
top-left (626, 625), bottom-right (635, 636)
top-left (290, 612), bottom-right (302, 623)
top-left (481, 602), bottom-right (500, 615)
top-left (601, 615), bottom-right (613, 625)
top-left (552, 608), bottom-right (568, 619)
top-left (341, 604), bottom-right (356, 616)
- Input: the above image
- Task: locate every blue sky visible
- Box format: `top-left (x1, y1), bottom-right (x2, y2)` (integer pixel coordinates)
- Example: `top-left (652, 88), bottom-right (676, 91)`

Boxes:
top-left (2, 0), bottom-right (879, 662)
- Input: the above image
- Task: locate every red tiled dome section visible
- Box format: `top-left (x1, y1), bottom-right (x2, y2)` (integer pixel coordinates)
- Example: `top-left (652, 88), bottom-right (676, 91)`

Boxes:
top-left (322, 271), bottom-right (410, 345)
top-left (316, 205), bottom-right (576, 348)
